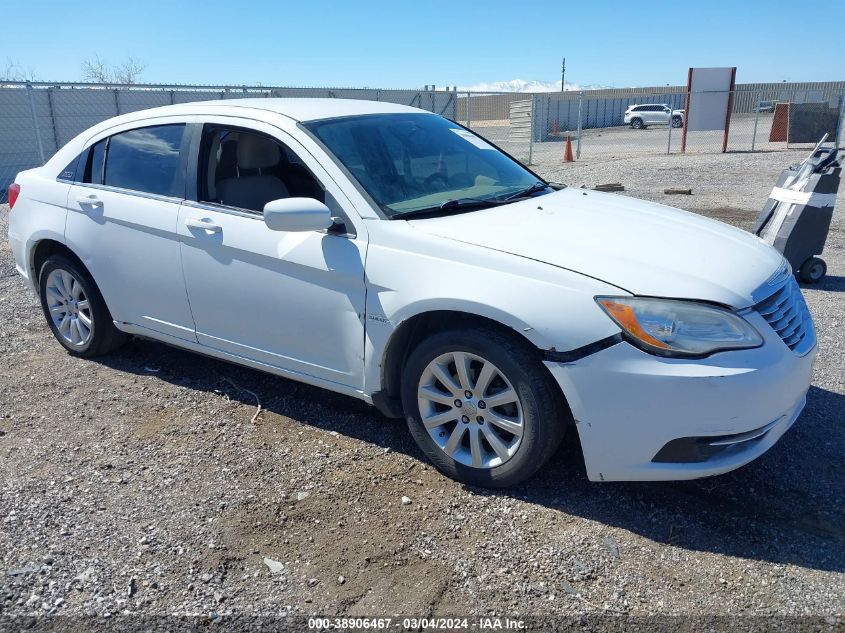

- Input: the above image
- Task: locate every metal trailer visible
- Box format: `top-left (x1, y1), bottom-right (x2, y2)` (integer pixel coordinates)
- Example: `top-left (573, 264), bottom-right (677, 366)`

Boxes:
top-left (754, 138), bottom-right (841, 283)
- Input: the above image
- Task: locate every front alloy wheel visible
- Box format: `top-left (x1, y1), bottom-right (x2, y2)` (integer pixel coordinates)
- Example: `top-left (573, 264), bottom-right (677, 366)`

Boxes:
top-left (418, 351), bottom-right (524, 469)
top-left (401, 327), bottom-right (567, 488)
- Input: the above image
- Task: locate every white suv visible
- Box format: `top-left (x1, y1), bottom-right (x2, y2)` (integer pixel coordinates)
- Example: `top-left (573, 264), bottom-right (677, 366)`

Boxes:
top-left (624, 103), bottom-right (685, 129)
top-left (6, 99), bottom-right (816, 487)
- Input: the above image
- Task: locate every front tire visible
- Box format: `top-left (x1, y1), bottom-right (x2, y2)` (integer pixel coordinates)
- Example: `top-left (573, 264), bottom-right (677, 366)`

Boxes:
top-left (38, 255), bottom-right (127, 357)
top-left (401, 327), bottom-right (566, 488)
top-left (671, 116), bottom-right (683, 128)
top-left (630, 118), bottom-right (644, 129)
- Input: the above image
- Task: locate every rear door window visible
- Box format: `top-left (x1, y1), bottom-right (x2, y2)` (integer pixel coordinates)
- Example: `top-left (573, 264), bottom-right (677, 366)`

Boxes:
top-left (103, 124), bottom-right (187, 197)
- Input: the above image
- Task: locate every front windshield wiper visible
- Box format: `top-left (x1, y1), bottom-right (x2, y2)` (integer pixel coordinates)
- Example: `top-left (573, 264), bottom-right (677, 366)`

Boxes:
top-left (393, 197), bottom-right (508, 220)
top-left (502, 181), bottom-right (552, 202)
top-left (392, 181), bottom-right (555, 220)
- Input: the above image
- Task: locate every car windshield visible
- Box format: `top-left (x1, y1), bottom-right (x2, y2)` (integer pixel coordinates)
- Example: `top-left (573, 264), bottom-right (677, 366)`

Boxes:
top-left (303, 113), bottom-right (550, 218)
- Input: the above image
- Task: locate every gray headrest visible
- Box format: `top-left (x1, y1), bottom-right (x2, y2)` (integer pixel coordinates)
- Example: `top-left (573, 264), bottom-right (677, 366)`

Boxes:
top-left (237, 135), bottom-right (280, 170)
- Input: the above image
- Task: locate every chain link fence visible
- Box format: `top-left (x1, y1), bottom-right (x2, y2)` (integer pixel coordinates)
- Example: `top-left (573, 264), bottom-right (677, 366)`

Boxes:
top-left (459, 87), bottom-right (845, 166)
top-left (0, 82), bottom-right (458, 202)
top-left (2, 81), bottom-right (844, 202)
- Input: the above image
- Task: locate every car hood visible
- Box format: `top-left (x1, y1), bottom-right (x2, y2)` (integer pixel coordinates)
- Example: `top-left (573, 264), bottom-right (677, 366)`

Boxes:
top-left (407, 188), bottom-right (782, 308)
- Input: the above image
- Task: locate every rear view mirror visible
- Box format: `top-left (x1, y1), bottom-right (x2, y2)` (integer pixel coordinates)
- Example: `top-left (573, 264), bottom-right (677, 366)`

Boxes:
top-left (263, 198), bottom-right (333, 232)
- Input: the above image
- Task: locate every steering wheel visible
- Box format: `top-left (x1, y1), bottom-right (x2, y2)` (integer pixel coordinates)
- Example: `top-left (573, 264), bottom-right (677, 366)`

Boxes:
top-left (424, 172), bottom-right (449, 187)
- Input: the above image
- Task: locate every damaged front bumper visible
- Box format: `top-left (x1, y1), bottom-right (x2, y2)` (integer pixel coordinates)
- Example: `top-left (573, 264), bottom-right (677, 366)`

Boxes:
top-left (544, 311), bottom-right (816, 482)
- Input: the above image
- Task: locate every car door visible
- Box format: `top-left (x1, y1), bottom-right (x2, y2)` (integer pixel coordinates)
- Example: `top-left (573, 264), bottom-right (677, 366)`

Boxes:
top-left (177, 120), bottom-right (368, 390)
top-left (645, 105), bottom-right (662, 125)
top-left (65, 121), bottom-right (197, 342)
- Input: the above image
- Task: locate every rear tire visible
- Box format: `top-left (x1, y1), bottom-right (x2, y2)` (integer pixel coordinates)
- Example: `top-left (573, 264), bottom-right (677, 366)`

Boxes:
top-left (798, 257), bottom-right (826, 284)
top-left (38, 255), bottom-right (127, 357)
top-left (401, 327), bottom-right (566, 488)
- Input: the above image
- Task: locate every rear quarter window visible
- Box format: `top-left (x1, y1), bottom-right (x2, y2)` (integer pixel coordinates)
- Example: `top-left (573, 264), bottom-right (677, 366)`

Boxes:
top-left (85, 140), bottom-right (107, 185)
top-left (58, 156), bottom-right (80, 182)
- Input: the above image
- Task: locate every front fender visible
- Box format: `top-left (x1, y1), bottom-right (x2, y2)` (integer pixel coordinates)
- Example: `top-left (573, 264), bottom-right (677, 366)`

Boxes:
top-left (361, 221), bottom-right (623, 395)
top-left (387, 297), bottom-right (543, 348)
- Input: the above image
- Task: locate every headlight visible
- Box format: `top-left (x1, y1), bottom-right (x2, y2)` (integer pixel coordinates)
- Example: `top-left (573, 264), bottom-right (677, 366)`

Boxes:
top-left (595, 296), bottom-right (763, 358)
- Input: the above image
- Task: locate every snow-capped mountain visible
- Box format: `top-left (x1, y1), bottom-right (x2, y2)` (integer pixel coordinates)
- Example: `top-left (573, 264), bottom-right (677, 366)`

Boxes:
top-left (455, 79), bottom-right (608, 93)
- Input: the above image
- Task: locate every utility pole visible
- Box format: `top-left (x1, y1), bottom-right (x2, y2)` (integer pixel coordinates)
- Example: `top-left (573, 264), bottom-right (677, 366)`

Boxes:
top-left (561, 57), bottom-right (566, 91)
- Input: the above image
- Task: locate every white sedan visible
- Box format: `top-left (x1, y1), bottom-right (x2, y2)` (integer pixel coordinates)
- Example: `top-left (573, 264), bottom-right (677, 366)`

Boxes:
top-left (6, 99), bottom-right (816, 487)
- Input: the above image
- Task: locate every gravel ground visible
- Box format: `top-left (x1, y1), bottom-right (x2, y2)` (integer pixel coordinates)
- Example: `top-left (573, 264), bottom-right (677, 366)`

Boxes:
top-left (1, 149), bottom-right (843, 629)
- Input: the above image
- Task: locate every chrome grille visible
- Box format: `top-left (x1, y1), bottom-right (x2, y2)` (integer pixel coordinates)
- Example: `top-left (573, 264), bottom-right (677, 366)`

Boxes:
top-left (754, 276), bottom-right (816, 355)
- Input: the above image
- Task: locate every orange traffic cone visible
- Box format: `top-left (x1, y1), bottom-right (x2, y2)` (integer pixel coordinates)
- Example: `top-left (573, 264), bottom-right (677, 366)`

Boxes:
top-left (564, 135), bottom-right (574, 162)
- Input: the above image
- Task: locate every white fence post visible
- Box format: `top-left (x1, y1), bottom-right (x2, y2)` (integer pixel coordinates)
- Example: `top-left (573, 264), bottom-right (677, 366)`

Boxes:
top-left (576, 93), bottom-right (583, 159)
top-left (751, 89), bottom-right (762, 152)
top-left (666, 104), bottom-right (673, 155)
top-left (836, 90), bottom-right (845, 148)
top-left (466, 92), bottom-right (472, 128)
top-left (528, 95), bottom-right (535, 166)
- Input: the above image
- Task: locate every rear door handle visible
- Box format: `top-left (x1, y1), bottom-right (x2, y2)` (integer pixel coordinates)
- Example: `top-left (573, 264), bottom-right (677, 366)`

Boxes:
top-left (185, 218), bottom-right (222, 233)
top-left (76, 194), bottom-right (101, 207)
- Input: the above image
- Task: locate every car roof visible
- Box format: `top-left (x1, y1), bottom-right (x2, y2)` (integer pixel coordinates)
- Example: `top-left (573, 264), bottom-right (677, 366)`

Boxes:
top-left (43, 98), bottom-right (438, 173)
top-left (118, 98), bottom-right (429, 124)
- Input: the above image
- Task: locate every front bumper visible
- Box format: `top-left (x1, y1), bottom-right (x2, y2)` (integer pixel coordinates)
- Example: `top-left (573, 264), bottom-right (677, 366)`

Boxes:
top-left (545, 311), bottom-right (816, 481)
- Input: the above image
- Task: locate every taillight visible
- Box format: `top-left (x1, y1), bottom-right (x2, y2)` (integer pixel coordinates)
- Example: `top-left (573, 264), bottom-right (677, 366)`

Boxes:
top-left (7, 183), bottom-right (20, 209)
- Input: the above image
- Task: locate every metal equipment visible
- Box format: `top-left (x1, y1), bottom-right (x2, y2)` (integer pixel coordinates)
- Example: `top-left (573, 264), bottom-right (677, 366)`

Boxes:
top-left (754, 136), bottom-right (841, 283)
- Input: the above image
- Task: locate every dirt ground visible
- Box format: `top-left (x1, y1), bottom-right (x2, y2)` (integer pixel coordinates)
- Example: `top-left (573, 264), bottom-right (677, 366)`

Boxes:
top-left (1, 149), bottom-right (844, 630)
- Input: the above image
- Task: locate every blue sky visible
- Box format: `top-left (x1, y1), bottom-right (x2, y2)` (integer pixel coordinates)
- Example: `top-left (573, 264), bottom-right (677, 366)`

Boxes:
top-left (6, 0), bottom-right (844, 89)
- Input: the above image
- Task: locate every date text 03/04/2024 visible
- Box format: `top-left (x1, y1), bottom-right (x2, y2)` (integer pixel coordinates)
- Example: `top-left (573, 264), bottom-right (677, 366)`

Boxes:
top-left (306, 616), bottom-right (526, 630)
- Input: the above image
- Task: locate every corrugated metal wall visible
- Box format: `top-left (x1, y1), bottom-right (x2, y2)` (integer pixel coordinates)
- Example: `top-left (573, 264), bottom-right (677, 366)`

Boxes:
top-left (458, 81), bottom-right (845, 122)
top-left (533, 92), bottom-right (689, 134)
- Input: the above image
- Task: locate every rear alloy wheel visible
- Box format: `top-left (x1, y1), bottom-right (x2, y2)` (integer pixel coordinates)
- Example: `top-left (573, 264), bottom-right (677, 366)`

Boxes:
top-left (44, 268), bottom-right (94, 348)
top-left (631, 118), bottom-right (644, 129)
top-left (38, 255), bottom-right (127, 357)
top-left (401, 327), bottom-right (566, 488)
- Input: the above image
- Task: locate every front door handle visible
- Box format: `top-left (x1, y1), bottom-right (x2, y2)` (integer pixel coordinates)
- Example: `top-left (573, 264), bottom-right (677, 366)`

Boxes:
top-left (76, 194), bottom-right (101, 207)
top-left (185, 218), bottom-right (222, 233)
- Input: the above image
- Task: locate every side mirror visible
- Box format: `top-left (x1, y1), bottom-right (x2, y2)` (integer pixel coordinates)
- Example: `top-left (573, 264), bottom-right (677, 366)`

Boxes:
top-left (263, 198), bottom-right (333, 232)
